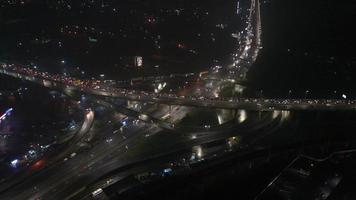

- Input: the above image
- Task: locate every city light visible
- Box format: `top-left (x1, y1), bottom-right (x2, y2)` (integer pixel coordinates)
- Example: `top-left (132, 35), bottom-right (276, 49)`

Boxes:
top-left (135, 56), bottom-right (143, 67)
top-left (0, 1), bottom-right (354, 199)
top-left (10, 159), bottom-right (19, 168)
top-left (238, 110), bottom-right (247, 123)
top-left (0, 108), bottom-right (13, 123)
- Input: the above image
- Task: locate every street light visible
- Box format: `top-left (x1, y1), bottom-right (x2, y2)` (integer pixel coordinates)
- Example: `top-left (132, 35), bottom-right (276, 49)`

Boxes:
top-left (305, 90), bottom-right (310, 99)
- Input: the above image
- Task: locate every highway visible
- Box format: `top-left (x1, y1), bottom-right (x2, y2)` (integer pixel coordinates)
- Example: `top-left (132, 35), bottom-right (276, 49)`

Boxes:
top-left (71, 110), bottom-right (288, 199)
top-left (2, 64), bottom-right (356, 111)
top-left (0, 99), bottom-right (285, 200)
top-left (0, 107), bottom-right (152, 199)
top-left (0, 108), bottom-right (95, 194)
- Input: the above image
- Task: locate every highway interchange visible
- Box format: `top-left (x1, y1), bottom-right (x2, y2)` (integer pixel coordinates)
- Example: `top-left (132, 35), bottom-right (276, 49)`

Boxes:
top-left (0, 0), bottom-right (332, 199)
top-left (0, 98), bottom-right (288, 199)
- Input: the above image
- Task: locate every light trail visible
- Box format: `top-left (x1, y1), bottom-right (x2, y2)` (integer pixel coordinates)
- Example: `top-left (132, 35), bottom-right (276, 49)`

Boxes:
top-left (0, 108), bottom-right (13, 123)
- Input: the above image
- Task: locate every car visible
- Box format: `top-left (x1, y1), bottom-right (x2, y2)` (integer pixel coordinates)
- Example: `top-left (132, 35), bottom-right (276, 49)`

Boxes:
top-left (91, 188), bottom-right (104, 198)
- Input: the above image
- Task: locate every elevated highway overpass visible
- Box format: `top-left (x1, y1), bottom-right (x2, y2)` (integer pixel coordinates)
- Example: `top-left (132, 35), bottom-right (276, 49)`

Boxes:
top-left (1, 67), bottom-right (356, 111)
